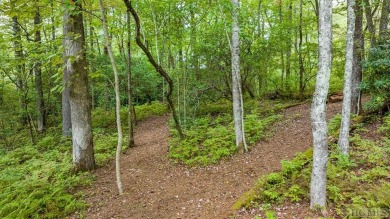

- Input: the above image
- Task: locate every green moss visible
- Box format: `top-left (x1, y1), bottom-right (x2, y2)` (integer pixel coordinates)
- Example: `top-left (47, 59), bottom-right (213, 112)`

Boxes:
top-left (233, 188), bottom-right (259, 210)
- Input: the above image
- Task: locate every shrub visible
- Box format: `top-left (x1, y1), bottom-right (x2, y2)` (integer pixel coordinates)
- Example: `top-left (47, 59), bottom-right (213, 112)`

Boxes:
top-left (361, 43), bottom-right (390, 111)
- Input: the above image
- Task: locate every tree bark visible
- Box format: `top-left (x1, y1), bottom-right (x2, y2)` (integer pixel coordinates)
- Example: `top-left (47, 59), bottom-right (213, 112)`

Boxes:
top-left (338, 0), bottom-right (356, 155)
top-left (279, 0), bottom-right (285, 88)
top-left (34, 1), bottom-right (46, 133)
top-left (123, 0), bottom-right (184, 139)
top-left (232, 0), bottom-right (248, 152)
top-left (310, 0), bottom-right (333, 210)
top-left (299, 0), bottom-right (305, 93)
top-left (62, 6), bottom-right (72, 137)
top-left (126, 10), bottom-right (135, 148)
top-left (63, 0), bottom-right (95, 171)
top-left (11, 9), bottom-right (28, 125)
top-left (363, 0), bottom-right (377, 47)
top-left (62, 70), bottom-right (72, 137)
top-left (379, 0), bottom-right (390, 42)
top-left (351, 0), bottom-right (364, 114)
top-left (285, 2), bottom-right (292, 90)
top-left (99, 0), bottom-right (123, 194)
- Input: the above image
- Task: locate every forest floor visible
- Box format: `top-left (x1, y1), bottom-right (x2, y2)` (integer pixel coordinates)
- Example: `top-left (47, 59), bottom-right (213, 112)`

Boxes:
top-left (79, 101), bottom-right (342, 219)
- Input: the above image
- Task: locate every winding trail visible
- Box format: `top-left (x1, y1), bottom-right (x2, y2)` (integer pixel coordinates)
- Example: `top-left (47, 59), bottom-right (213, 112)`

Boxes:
top-left (82, 102), bottom-right (341, 218)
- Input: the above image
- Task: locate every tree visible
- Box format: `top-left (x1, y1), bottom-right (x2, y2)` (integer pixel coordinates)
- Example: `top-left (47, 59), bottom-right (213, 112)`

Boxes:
top-left (10, 4), bottom-right (27, 125)
top-left (99, 0), bottom-right (124, 195)
top-left (124, 0), bottom-right (184, 139)
top-left (338, 0), bottom-right (356, 155)
top-left (379, 0), bottom-right (390, 42)
top-left (298, 0), bottom-right (305, 94)
top-left (363, 0), bottom-right (377, 48)
top-left (351, 0), bottom-right (364, 114)
top-left (310, 0), bottom-right (332, 210)
top-left (126, 10), bottom-right (135, 148)
top-left (63, 0), bottom-right (95, 171)
top-left (34, 0), bottom-right (46, 133)
top-left (231, 0), bottom-right (247, 152)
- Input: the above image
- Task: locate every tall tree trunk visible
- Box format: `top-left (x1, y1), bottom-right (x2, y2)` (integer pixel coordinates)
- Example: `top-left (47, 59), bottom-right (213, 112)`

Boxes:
top-left (63, 0), bottom-right (95, 171)
top-left (123, 0), bottom-right (184, 139)
top-left (99, 0), bottom-right (124, 194)
top-left (351, 0), bottom-right (364, 114)
top-left (89, 21), bottom-right (96, 110)
top-left (299, 0), bottom-right (305, 93)
top-left (379, 0), bottom-right (390, 42)
top-left (310, 0), bottom-right (333, 210)
top-left (279, 0), bottom-right (285, 88)
top-left (126, 10), bottom-right (135, 148)
top-left (34, 1), bottom-right (46, 133)
top-left (363, 0), bottom-right (377, 48)
top-left (11, 9), bottom-right (27, 125)
top-left (339, 0), bottom-right (356, 155)
top-left (286, 2), bottom-right (292, 89)
top-left (232, 0), bottom-right (248, 152)
top-left (62, 4), bottom-right (72, 137)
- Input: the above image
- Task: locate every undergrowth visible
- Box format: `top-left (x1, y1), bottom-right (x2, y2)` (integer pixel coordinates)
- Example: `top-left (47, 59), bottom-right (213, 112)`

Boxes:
top-left (0, 101), bottom-right (168, 218)
top-left (169, 99), bottom-right (299, 166)
top-left (0, 128), bottom-right (91, 218)
top-left (233, 113), bottom-right (390, 218)
top-left (93, 101), bottom-right (168, 130)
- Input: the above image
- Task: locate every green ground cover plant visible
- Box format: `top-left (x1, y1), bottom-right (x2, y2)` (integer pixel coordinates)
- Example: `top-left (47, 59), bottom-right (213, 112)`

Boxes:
top-left (233, 113), bottom-right (390, 218)
top-left (168, 100), bottom-right (299, 166)
top-left (0, 101), bottom-right (168, 218)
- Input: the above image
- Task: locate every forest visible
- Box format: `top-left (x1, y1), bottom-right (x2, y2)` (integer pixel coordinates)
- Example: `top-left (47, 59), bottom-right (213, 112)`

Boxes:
top-left (0, 0), bottom-right (389, 218)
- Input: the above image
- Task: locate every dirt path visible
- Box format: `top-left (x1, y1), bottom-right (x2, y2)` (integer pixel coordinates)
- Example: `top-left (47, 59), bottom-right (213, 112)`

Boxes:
top-left (81, 102), bottom-right (342, 219)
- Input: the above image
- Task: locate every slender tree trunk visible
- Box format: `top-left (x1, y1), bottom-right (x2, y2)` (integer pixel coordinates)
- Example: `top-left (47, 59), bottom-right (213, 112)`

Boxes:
top-left (11, 11), bottom-right (27, 125)
top-left (310, 0), bottom-right (333, 210)
top-left (286, 2), bottom-right (292, 89)
top-left (34, 1), bottom-right (46, 133)
top-left (232, 0), bottom-right (248, 152)
top-left (351, 0), bottom-right (364, 114)
top-left (89, 21), bottom-right (96, 110)
top-left (62, 5), bottom-right (72, 137)
top-left (299, 0), bottom-right (305, 93)
top-left (339, 0), bottom-right (356, 155)
top-left (124, 0), bottom-right (184, 139)
top-left (63, 0), bottom-right (95, 171)
top-left (379, 0), bottom-right (390, 41)
top-left (99, 0), bottom-right (124, 194)
top-left (363, 0), bottom-right (377, 48)
top-left (279, 0), bottom-right (285, 88)
top-left (126, 10), bottom-right (135, 148)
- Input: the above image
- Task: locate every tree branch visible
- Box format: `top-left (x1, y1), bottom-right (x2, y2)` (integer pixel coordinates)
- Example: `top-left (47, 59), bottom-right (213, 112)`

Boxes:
top-left (123, 0), bottom-right (184, 139)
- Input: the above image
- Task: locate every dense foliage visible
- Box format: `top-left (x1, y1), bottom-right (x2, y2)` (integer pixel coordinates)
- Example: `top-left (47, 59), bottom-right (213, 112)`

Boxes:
top-left (0, 0), bottom-right (351, 139)
top-left (362, 42), bottom-right (390, 111)
top-left (0, 0), bottom-right (389, 217)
